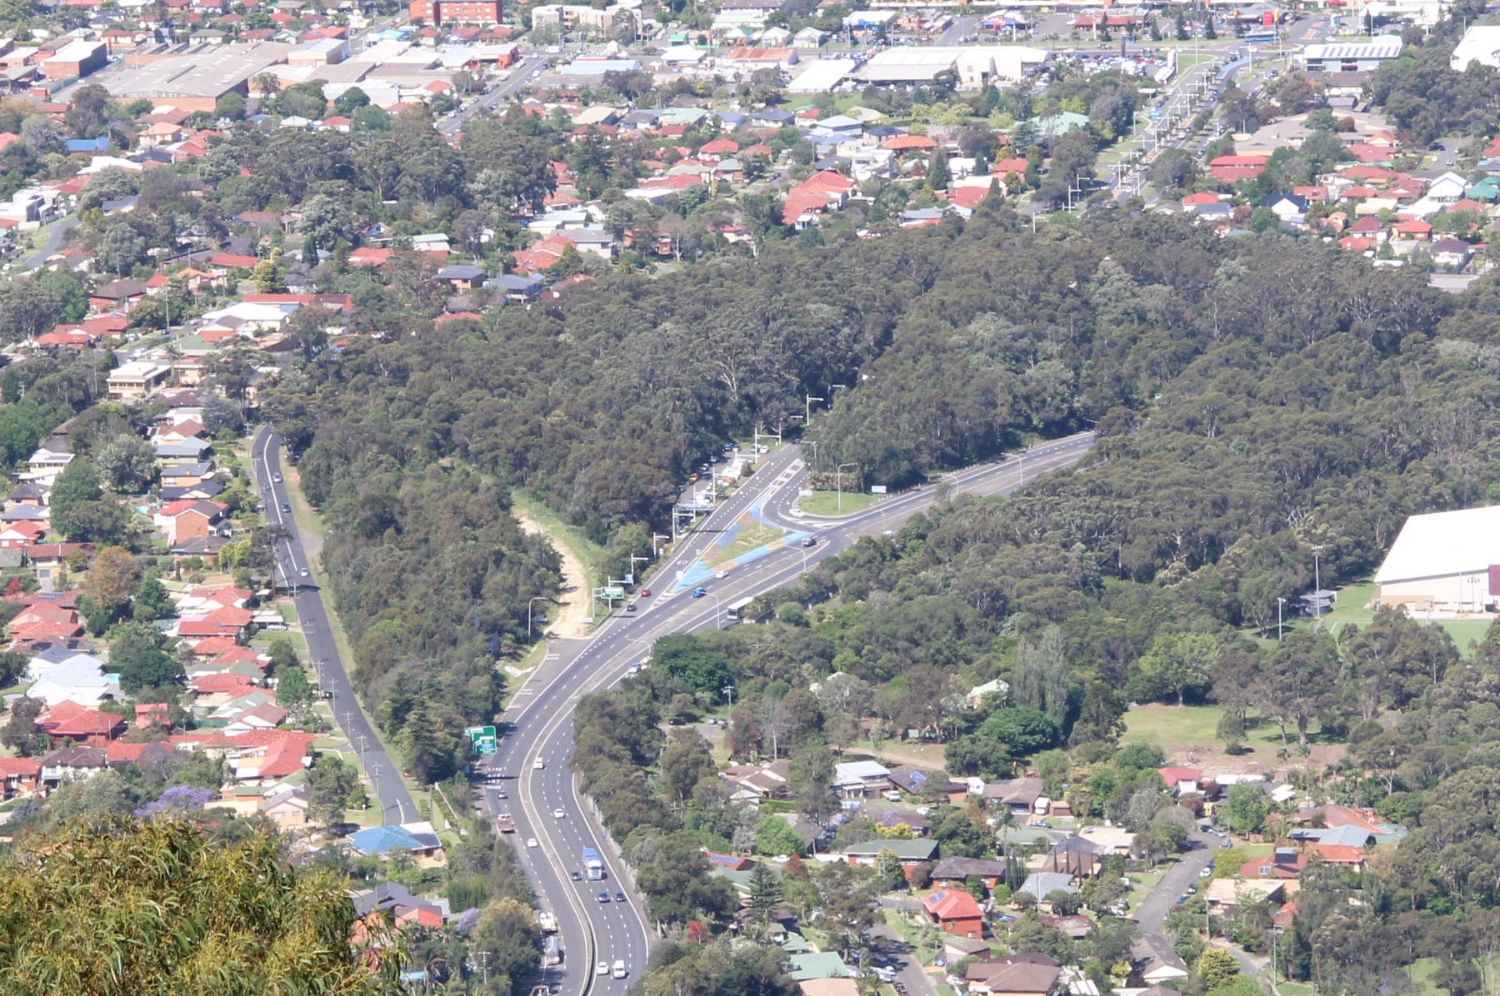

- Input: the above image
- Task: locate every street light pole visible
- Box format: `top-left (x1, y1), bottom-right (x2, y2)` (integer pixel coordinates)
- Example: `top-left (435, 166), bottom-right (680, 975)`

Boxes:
top-left (836, 462), bottom-right (858, 512)
top-left (805, 394), bottom-right (824, 425)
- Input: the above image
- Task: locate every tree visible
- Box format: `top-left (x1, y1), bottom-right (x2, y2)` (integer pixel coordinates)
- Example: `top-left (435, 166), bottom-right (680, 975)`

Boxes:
top-left (0, 695), bottom-right (45, 756)
top-left (298, 193), bottom-right (356, 254)
top-left (308, 753), bottom-right (360, 826)
top-left (1222, 782), bottom-right (1269, 835)
top-left (945, 734), bottom-right (1012, 778)
top-left (276, 664), bottom-right (313, 713)
top-left (81, 546), bottom-right (139, 631)
top-left (977, 707), bottom-right (1059, 758)
top-left (927, 149), bottom-right (951, 191)
top-left (0, 818), bottom-right (402, 994)
top-left (1130, 632), bottom-right (1219, 705)
top-left (95, 433), bottom-right (156, 493)
top-left (50, 457), bottom-right (103, 539)
top-left (1198, 948), bottom-right (1239, 990)
top-left (109, 621), bottom-right (184, 695)
top-left (662, 732), bottom-right (718, 802)
top-left (747, 861), bottom-right (784, 926)
top-left (755, 815), bottom-right (805, 857)
top-left (133, 573), bottom-right (174, 623)
top-left (201, 395), bottom-right (245, 436)
top-left (94, 222), bottom-right (146, 277)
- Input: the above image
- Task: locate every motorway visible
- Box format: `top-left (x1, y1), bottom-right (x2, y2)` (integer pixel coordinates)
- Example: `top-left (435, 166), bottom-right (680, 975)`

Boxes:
top-left (250, 427), bottom-right (418, 825)
top-left (483, 432), bottom-right (1095, 996)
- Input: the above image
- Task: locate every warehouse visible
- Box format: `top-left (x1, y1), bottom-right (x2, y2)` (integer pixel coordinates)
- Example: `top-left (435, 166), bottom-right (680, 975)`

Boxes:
top-left (854, 45), bottom-right (1045, 87)
top-left (1300, 36), bottom-right (1402, 73)
top-left (98, 42), bottom-right (294, 111)
top-left (42, 40), bottom-right (107, 80)
top-left (1374, 505), bottom-right (1500, 615)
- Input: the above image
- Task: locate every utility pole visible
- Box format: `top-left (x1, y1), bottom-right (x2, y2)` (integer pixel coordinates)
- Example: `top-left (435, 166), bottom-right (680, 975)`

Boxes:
top-left (1277, 597), bottom-right (1286, 642)
top-left (477, 951), bottom-right (490, 988)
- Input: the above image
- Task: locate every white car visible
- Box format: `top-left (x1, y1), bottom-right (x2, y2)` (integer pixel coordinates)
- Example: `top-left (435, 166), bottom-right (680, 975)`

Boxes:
top-left (553, 808), bottom-right (566, 818)
top-left (526, 837), bottom-right (538, 848)
top-left (533, 758), bottom-right (545, 769)
top-left (597, 962), bottom-right (610, 976)
top-left (715, 571), bottom-right (727, 579)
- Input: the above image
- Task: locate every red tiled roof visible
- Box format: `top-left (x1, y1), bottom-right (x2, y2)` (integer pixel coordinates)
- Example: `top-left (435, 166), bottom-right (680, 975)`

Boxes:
top-left (190, 672), bottom-right (256, 693)
top-left (39, 701), bottom-right (125, 738)
top-left (923, 889), bottom-right (984, 920)
top-left (883, 134), bottom-right (938, 151)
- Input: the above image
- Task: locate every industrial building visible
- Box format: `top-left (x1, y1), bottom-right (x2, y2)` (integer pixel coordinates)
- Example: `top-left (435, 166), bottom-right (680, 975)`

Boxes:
top-left (854, 45), bottom-right (1046, 87)
top-left (1373, 505), bottom-right (1500, 615)
top-left (1299, 36), bottom-right (1403, 73)
top-left (42, 40), bottom-right (107, 80)
top-left (96, 42), bottom-right (295, 111)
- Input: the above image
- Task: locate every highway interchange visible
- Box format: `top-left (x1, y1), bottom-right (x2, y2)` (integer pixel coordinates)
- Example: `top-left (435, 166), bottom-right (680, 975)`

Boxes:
top-left (479, 433), bottom-right (1095, 995)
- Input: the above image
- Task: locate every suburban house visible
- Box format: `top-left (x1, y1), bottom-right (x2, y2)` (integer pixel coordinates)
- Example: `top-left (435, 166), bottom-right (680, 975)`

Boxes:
top-left (40, 745), bottom-right (109, 790)
top-left (931, 856), bottom-right (1009, 889)
top-left (37, 699), bottom-right (127, 744)
top-left (922, 888), bottom-right (985, 938)
top-left (153, 499), bottom-right (227, 545)
top-left (0, 756), bottom-right (42, 798)
top-left (965, 955), bottom-right (1062, 996)
top-left (984, 776), bottom-right (1045, 817)
top-left (833, 759), bottom-right (891, 798)
top-left (1205, 877), bottom-right (1284, 916)
top-left (346, 821), bottom-right (447, 866)
top-left (841, 838), bottom-right (938, 879)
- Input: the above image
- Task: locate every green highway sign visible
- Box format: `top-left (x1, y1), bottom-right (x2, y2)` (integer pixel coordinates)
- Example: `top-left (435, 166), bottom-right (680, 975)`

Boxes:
top-left (601, 586), bottom-right (625, 601)
top-left (467, 725), bottom-right (497, 754)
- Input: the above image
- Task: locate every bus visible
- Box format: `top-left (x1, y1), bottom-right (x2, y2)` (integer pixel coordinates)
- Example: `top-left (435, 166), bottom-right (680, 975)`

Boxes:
top-left (726, 597), bottom-right (755, 622)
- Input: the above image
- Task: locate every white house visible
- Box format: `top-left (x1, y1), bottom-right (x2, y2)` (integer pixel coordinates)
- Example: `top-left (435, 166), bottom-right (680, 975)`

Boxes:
top-left (29, 657), bottom-right (119, 707)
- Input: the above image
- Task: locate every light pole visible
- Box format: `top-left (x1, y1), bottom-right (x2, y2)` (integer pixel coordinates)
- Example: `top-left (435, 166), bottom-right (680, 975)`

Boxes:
top-left (1311, 544), bottom-right (1324, 621)
top-left (709, 592), bottom-right (721, 629)
top-left (1277, 597), bottom-right (1286, 642)
top-left (836, 462), bottom-right (858, 511)
top-left (526, 595), bottom-right (551, 640)
top-left (804, 394), bottom-right (824, 424)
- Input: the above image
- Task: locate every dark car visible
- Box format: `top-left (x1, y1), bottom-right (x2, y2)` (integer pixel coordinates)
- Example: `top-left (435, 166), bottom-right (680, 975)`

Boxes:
top-left (614, 892), bottom-right (626, 903)
top-left (691, 587), bottom-right (707, 597)
top-left (280, 502), bottom-right (291, 513)
top-left (801, 536), bottom-right (817, 547)
top-left (570, 870), bottom-right (582, 881)
top-left (597, 892), bottom-right (611, 903)
top-left (626, 603), bottom-right (637, 612)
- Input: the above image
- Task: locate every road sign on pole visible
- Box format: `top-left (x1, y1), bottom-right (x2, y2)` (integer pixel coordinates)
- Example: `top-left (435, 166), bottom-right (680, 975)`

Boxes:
top-left (601, 586), bottom-right (625, 601)
top-left (467, 725), bottom-right (497, 755)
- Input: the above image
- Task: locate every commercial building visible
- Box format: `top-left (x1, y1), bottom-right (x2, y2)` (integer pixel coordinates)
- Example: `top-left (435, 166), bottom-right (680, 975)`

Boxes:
top-left (97, 42), bottom-right (295, 111)
top-left (287, 37), bottom-right (349, 65)
top-left (1300, 36), bottom-right (1403, 73)
top-left (1374, 505), bottom-right (1500, 614)
top-left (408, 0), bottom-right (503, 25)
top-left (42, 40), bottom-right (107, 79)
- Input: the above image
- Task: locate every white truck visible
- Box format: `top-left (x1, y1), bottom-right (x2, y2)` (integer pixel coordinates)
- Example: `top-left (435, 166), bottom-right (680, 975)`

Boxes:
top-left (536, 911), bottom-right (558, 934)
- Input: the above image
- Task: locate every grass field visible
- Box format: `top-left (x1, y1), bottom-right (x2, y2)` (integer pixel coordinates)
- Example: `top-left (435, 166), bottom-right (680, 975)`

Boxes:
top-left (1121, 704), bottom-right (1322, 749)
top-left (707, 518), bottom-right (791, 567)
top-left (1319, 580), bottom-right (1492, 657)
top-left (797, 490), bottom-right (885, 517)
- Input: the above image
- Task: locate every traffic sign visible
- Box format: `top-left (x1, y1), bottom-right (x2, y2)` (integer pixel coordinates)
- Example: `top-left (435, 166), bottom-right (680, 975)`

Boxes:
top-left (600, 586), bottom-right (625, 601)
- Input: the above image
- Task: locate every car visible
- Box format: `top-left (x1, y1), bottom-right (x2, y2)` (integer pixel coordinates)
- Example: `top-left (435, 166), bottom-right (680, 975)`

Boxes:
top-left (614, 892), bottom-right (626, 903)
top-left (691, 587), bottom-right (706, 597)
top-left (597, 892), bottom-right (611, 903)
top-left (689, 473), bottom-right (699, 482)
top-left (597, 962), bottom-right (610, 976)
top-left (526, 837), bottom-right (539, 847)
top-left (1199, 866), bottom-right (1213, 878)
top-left (299, 568), bottom-right (309, 578)
top-left (553, 808), bottom-right (566, 818)
top-left (533, 758), bottom-right (545, 769)
top-left (570, 870), bottom-right (583, 881)
top-left (281, 502), bottom-right (291, 513)
top-left (640, 588), bottom-right (651, 597)
top-left (272, 473), bottom-right (282, 484)
top-left (1220, 837), bottom-right (1231, 848)
top-left (495, 789), bottom-right (507, 799)
top-left (714, 571), bottom-right (727, 579)
top-left (626, 602), bottom-right (637, 612)
top-left (801, 536), bottom-right (817, 547)
top-left (1186, 885), bottom-right (1197, 895)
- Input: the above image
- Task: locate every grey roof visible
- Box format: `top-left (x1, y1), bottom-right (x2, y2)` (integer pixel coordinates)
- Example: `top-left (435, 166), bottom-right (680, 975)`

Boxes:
top-left (488, 274), bottom-right (545, 291)
top-left (841, 838), bottom-right (938, 860)
top-left (161, 461), bottom-right (214, 477)
top-left (437, 264), bottom-right (485, 280)
top-left (1019, 871), bottom-right (1077, 896)
top-left (932, 856), bottom-right (1008, 879)
top-left (2, 505), bottom-right (48, 521)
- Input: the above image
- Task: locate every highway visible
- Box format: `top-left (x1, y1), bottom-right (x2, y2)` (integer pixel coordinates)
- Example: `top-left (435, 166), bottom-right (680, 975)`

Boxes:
top-left (484, 432), bottom-right (1095, 996)
top-left (250, 427), bottom-right (418, 826)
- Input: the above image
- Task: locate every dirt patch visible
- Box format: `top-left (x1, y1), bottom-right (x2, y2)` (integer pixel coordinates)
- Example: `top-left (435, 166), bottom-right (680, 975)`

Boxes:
top-left (1163, 742), bottom-right (1348, 781)
top-left (514, 510), bottom-right (593, 640)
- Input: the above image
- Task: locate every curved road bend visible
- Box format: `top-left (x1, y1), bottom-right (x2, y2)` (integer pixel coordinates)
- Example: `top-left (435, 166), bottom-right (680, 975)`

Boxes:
top-left (491, 432), bottom-right (1096, 996)
top-left (251, 427), bottom-right (418, 825)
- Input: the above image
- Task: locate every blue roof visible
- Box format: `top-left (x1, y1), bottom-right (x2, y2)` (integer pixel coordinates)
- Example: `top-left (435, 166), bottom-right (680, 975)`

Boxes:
top-left (66, 136), bottom-right (109, 152)
top-left (348, 825), bottom-right (438, 856)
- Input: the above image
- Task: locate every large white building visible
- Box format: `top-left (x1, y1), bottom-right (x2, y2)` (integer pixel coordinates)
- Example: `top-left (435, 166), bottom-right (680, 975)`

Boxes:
top-left (1374, 505), bottom-right (1500, 614)
top-left (1451, 25), bottom-right (1500, 71)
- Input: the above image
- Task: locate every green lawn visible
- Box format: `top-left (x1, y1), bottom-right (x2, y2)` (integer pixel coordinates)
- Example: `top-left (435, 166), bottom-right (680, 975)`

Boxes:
top-left (796, 489), bottom-right (885, 517)
top-left (709, 518), bottom-right (791, 566)
top-left (1321, 580), bottom-right (1491, 657)
top-left (1122, 704), bottom-right (1324, 750)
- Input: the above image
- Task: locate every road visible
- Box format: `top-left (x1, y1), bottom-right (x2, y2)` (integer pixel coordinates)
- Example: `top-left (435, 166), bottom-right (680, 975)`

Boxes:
top-left (484, 432), bottom-right (1096, 996)
top-left (250, 427), bottom-right (418, 826)
top-left (1132, 832), bottom-right (1219, 966)
top-left (439, 54), bottom-right (552, 137)
top-left (936, 16), bottom-right (977, 45)
top-left (19, 217), bottom-right (78, 271)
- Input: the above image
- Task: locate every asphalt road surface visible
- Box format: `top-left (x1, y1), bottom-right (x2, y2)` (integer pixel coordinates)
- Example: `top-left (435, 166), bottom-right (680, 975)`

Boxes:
top-left (440, 55), bottom-right (552, 137)
top-left (1132, 832), bottom-right (1218, 961)
top-left (484, 432), bottom-right (1095, 996)
top-left (251, 427), bottom-right (418, 826)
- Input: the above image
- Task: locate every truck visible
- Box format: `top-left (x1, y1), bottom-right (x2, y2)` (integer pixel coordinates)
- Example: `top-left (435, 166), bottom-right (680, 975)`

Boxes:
top-left (542, 935), bottom-right (562, 967)
top-left (537, 911), bottom-right (558, 934)
top-left (582, 846), bottom-right (605, 880)
top-left (495, 813), bottom-right (516, 834)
